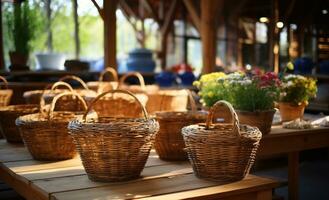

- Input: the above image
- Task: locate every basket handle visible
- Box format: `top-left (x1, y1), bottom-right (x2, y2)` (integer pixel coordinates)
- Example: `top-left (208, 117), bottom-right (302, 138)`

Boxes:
top-left (0, 76), bottom-right (9, 89)
top-left (99, 67), bottom-right (119, 82)
top-left (48, 92), bottom-right (88, 119)
top-left (119, 72), bottom-right (146, 90)
top-left (82, 89), bottom-right (149, 121)
top-left (59, 75), bottom-right (89, 90)
top-left (205, 100), bottom-right (241, 137)
top-left (186, 90), bottom-right (197, 112)
top-left (39, 82), bottom-right (75, 111)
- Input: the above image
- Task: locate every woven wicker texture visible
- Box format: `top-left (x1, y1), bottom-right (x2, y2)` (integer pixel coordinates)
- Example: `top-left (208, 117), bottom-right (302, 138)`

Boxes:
top-left (16, 92), bottom-right (88, 161)
top-left (87, 68), bottom-right (119, 93)
top-left (43, 81), bottom-right (94, 112)
top-left (0, 104), bottom-right (39, 143)
top-left (68, 89), bottom-right (159, 182)
top-left (0, 76), bottom-right (13, 107)
top-left (155, 91), bottom-right (207, 160)
top-left (23, 81), bottom-right (74, 104)
top-left (182, 100), bottom-right (262, 182)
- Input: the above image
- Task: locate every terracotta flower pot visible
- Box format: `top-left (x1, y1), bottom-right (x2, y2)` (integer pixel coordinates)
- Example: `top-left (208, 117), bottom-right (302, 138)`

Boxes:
top-left (278, 102), bottom-right (306, 122)
top-left (236, 109), bottom-right (275, 134)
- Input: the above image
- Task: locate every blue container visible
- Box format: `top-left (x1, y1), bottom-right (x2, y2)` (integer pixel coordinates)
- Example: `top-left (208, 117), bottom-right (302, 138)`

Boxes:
top-left (178, 72), bottom-right (195, 86)
top-left (126, 48), bottom-right (156, 73)
top-left (155, 72), bottom-right (176, 87)
top-left (294, 57), bottom-right (314, 74)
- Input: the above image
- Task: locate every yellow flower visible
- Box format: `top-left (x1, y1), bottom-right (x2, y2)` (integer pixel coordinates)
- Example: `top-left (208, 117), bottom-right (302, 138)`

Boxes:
top-left (287, 62), bottom-right (294, 70)
top-left (207, 91), bottom-right (214, 98)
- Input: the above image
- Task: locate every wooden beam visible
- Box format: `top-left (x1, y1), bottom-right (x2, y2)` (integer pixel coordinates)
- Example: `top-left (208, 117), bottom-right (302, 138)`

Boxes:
top-left (160, 0), bottom-right (178, 69)
top-left (0, 2), bottom-right (5, 69)
top-left (90, 0), bottom-right (104, 19)
top-left (72, 0), bottom-right (80, 59)
top-left (142, 0), bottom-right (160, 24)
top-left (103, 0), bottom-right (119, 69)
top-left (201, 0), bottom-right (223, 73)
top-left (268, 0), bottom-right (280, 73)
top-left (182, 0), bottom-right (201, 33)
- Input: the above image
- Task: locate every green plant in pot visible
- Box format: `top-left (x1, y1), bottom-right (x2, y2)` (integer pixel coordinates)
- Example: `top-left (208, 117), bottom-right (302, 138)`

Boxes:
top-left (278, 74), bottom-right (317, 122)
top-left (6, 1), bottom-right (37, 70)
top-left (194, 72), bottom-right (281, 134)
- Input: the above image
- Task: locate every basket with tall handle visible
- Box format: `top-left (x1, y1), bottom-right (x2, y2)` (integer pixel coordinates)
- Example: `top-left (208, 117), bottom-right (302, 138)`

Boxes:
top-left (182, 100), bottom-right (262, 182)
top-left (87, 67), bottom-right (119, 93)
top-left (0, 76), bottom-right (13, 107)
top-left (16, 92), bottom-right (88, 160)
top-left (68, 89), bottom-right (159, 182)
top-left (154, 90), bottom-right (207, 160)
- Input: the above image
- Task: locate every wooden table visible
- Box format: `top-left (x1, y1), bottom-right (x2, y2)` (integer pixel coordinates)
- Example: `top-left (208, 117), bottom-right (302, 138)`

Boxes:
top-left (0, 140), bottom-right (279, 200)
top-left (259, 125), bottom-right (329, 200)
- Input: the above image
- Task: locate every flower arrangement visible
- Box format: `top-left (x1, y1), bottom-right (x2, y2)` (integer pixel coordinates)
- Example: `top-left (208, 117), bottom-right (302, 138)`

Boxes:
top-left (280, 74), bottom-right (317, 106)
top-left (194, 72), bottom-right (281, 112)
top-left (193, 72), bottom-right (228, 107)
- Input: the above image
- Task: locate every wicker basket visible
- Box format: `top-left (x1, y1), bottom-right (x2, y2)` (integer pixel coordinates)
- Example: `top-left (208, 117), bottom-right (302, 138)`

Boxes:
top-left (87, 68), bottom-right (119, 93)
top-left (68, 89), bottom-right (159, 182)
top-left (182, 100), bottom-right (262, 182)
top-left (118, 72), bottom-right (159, 93)
top-left (23, 81), bottom-right (74, 104)
top-left (155, 91), bottom-right (207, 160)
top-left (16, 92), bottom-right (87, 161)
top-left (0, 104), bottom-right (39, 143)
top-left (0, 76), bottom-right (13, 107)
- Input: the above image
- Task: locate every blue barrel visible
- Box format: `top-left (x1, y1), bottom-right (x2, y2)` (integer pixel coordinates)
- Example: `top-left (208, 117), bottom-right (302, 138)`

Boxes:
top-left (126, 48), bottom-right (156, 73)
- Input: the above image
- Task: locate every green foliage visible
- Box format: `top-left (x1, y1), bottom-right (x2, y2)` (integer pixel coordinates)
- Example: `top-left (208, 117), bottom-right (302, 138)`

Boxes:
top-left (5, 2), bottom-right (42, 54)
top-left (280, 74), bottom-right (317, 105)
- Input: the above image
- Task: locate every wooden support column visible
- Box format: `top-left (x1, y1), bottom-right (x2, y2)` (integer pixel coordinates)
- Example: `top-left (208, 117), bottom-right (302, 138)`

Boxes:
top-left (0, 2), bottom-right (5, 69)
top-left (268, 0), bottom-right (280, 73)
top-left (201, 0), bottom-right (222, 74)
top-left (73, 0), bottom-right (80, 59)
top-left (103, 0), bottom-right (119, 69)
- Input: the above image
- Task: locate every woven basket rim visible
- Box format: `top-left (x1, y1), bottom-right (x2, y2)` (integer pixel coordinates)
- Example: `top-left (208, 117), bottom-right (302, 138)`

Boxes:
top-left (73, 115), bottom-right (157, 125)
top-left (155, 110), bottom-right (207, 120)
top-left (17, 111), bottom-right (81, 124)
top-left (0, 104), bottom-right (39, 112)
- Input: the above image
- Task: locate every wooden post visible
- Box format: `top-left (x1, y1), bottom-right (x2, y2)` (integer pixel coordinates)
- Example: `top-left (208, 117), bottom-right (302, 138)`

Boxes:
top-left (288, 151), bottom-right (299, 200)
top-left (46, 0), bottom-right (53, 52)
top-left (268, 0), bottom-right (280, 73)
top-left (0, 2), bottom-right (5, 70)
top-left (73, 0), bottom-right (80, 59)
top-left (103, 0), bottom-right (119, 69)
top-left (201, 0), bottom-right (222, 73)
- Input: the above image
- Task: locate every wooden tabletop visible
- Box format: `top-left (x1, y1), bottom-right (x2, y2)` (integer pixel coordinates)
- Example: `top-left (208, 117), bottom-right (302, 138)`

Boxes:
top-left (0, 140), bottom-right (279, 200)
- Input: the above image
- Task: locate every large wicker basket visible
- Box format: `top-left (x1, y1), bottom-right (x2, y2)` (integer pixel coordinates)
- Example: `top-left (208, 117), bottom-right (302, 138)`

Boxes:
top-left (0, 76), bottom-right (13, 107)
top-left (155, 91), bottom-right (207, 160)
top-left (87, 68), bottom-right (119, 93)
top-left (68, 90), bottom-right (159, 182)
top-left (182, 100), bottom-right (262, 182)
top-left (16, 92), bottom-right (87, 161)
top-left (118, 72), bottom-right (187, 114)
top-left (0, 104), bottom-right (39, 143)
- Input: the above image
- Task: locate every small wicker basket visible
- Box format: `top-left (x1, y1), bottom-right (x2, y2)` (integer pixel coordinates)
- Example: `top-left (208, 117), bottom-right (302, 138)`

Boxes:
top-left (0, 76), bottom-right (13, 107)
top-left (118, 72), bottom-right (159, 94)
top-left (0, 104), bottom-right (39, 143)
top-left (155, 91), bottom-right (207, 160)
top-left (68, 89), bottom-right (159, 182)
top-left (182, 100), bottom-right (262, 182)
top-left (87, 67), bottom-right (119, 93)
top-left (16, 92), bottom-right (88, 161)
top-left (23, 81), bottom-right (75, 104)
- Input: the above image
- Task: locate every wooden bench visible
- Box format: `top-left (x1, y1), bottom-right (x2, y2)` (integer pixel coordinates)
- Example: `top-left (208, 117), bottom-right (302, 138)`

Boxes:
top-left (0, 140), bottom-right (279, 200)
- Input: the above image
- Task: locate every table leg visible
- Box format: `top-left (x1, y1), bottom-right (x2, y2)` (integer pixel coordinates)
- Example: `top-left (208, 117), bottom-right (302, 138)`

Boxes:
top-left (288, 151), bottom-right (299, 200)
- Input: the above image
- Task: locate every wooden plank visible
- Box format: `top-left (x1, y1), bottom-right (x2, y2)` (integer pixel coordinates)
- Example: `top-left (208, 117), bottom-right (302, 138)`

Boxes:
top-left (140, 178), bottom-right (276, 200)
top-left (0, 164), bottom-right (45, 200)
top-left (259, 128), bottom-right (329, 156)
top-left (288, 152), bottom-right (299, 200)
top-left (51, 175), bottom-right (278, 200)
top-left (32, 163), bottom-right (192, 199)
top-left (182, 0), bottom-right (201, 32)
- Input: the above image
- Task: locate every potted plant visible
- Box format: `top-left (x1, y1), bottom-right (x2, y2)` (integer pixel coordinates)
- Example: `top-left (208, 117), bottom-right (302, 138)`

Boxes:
top-left (278, 74), bottom-right (317, 121)
top-left (194, 72), bottom-right (281, 134)
top-left (6, 1), bottom-right (37, 71)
